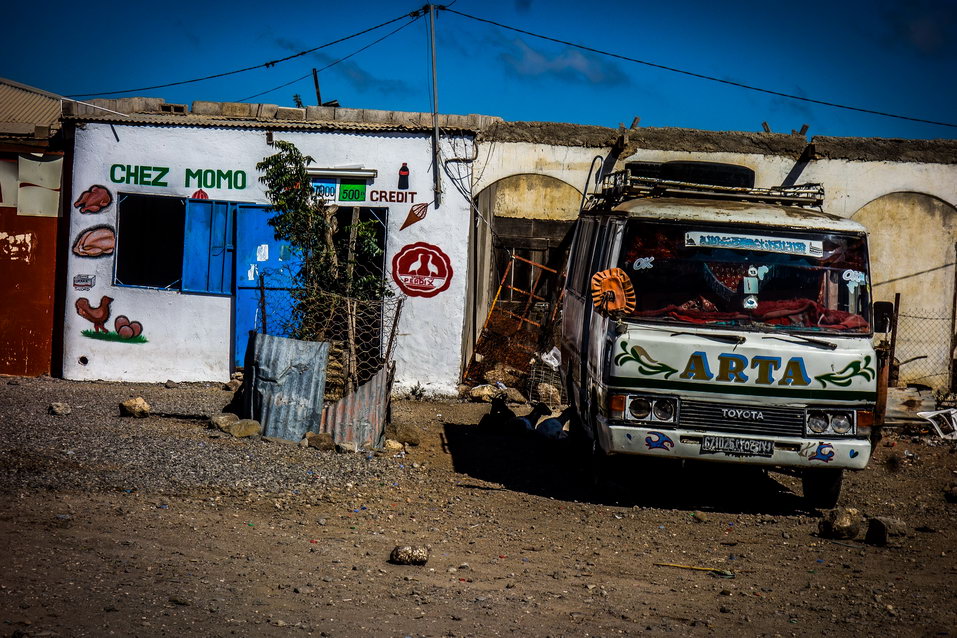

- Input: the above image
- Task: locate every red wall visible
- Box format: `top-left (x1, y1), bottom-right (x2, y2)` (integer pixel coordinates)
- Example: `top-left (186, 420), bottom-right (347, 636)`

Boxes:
top-left (0, 206), bottom-right (59, 376)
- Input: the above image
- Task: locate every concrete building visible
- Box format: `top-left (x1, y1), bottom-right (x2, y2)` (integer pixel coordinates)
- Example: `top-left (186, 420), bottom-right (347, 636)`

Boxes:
top-left (471, 122), bottom-right (957, 390)
top-left (61, 99), bottom-right (491, 394)
top-left (46, 96), bottom-right (957, 393)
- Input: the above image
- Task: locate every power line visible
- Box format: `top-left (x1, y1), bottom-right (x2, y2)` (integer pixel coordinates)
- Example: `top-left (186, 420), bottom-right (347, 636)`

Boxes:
top-left (442, 6), bottom-right (957, 130)
top-left (67, 9), bottom-right (424, 99)
top-left (236, 15), bottom-right (422, 103)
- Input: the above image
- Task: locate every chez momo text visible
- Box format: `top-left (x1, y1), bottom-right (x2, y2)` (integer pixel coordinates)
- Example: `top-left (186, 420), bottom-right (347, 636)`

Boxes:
top-left (109, 164), bottom-right (248, 190)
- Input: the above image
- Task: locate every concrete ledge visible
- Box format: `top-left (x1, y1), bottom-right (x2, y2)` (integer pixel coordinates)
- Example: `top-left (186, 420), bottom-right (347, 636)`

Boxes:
top-left (256, 104), bottom-right (279, 119)
top-left (221, 102), bottom-right (252, 118)
top-left (192, 101), bottom-right (223, 116)
top-left (275, 106), bottom-right (306, 121)
top-left (305, 106), bottom-right (336, 121)
top-left (812, 136), bottom-right (957, 164)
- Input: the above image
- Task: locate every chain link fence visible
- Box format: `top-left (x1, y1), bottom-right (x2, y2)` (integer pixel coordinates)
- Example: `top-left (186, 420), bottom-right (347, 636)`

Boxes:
top-left (894, 310), bottom-right (955, 391)
top-left (254, 270), bottom-right (404, 402)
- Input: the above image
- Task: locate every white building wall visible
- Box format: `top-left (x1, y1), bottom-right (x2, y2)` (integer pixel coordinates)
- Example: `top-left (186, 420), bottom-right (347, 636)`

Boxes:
top-left (66, 123), bottom-right (473, 395)
top-left (621, 148), bottom-right (957, 216)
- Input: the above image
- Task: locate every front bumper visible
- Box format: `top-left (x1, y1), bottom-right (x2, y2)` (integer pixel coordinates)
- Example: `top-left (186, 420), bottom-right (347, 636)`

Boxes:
top-left (604, 423), bottom-right (871, 470)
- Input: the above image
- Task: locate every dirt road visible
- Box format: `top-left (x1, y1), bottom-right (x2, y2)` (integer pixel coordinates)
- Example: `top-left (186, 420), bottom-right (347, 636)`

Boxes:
top-left (1, 377), bottom-right (955, 637)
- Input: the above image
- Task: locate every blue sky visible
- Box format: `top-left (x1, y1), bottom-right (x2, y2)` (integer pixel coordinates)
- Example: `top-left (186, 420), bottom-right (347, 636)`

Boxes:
top-left (6, 0), bottom-right (956, 139)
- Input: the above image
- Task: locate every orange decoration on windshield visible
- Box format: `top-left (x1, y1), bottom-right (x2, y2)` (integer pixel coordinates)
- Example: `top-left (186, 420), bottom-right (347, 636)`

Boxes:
top-left (591, 268), bottom-right (636, 314)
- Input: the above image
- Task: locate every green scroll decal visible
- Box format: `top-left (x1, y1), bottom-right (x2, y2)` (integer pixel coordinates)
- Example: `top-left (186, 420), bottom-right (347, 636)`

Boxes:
top-left (614, 342), bottom-right (679, 379)
top-left (814, 356), bottom-right (875, 388)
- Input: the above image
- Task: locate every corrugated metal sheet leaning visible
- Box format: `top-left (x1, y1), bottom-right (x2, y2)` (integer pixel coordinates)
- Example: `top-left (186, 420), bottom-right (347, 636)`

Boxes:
top-left (320, 363), bottom-right (395, 450)
top-left (243, 332), bottom-right (330, 441)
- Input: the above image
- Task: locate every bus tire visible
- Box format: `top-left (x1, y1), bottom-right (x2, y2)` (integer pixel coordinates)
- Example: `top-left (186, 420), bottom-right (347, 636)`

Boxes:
top-left (802, 468), bottom-right (844, 509)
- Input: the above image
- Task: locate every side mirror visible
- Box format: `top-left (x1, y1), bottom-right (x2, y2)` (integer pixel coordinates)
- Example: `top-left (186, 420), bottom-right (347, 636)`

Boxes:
top-left (873, 301), bottom-right (894, 333)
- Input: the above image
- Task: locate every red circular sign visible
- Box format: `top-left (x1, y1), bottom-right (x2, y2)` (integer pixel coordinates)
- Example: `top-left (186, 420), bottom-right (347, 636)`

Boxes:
top-left (392, 242), bottom-right (454, 298)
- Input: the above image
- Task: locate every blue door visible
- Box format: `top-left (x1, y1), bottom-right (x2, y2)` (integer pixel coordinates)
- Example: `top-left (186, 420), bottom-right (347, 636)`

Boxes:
top-left (233, 205), bottom-right (301, 368)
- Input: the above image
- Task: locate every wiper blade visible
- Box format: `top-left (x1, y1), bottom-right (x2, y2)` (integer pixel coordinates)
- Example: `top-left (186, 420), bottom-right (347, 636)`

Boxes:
top-left (670, 331), bottom-right (745, 345)
top-left (762, 334), bottom-right (837, 350)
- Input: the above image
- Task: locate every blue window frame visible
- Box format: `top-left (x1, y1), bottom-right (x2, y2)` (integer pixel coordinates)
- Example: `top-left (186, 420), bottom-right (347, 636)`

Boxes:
top-left (182, 199), bottom-right (235, 295)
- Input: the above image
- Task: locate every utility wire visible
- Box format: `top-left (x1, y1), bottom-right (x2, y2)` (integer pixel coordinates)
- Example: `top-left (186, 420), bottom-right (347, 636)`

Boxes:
top-left (67, 9), bottom-right (424, 99)
top-left (237, 15), bottom-right (422, 102)
top-left (442, 6), bottom-right (957, 129)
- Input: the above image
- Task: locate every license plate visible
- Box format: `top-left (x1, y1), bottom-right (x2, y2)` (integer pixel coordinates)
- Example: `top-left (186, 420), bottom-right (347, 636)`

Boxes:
top-left (700, 435), bottom-right (774, 457)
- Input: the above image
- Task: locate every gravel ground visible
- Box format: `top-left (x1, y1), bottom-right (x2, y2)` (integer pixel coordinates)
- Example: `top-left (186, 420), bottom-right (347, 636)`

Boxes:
top-left (1, 376), bottom-right (956, 637)
top-left (0, 377), bottom-right (410, 506)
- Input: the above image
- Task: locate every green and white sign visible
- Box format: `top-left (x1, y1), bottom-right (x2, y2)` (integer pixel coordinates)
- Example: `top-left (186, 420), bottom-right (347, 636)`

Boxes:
top-left (338, 179), bottom-right (367, 202)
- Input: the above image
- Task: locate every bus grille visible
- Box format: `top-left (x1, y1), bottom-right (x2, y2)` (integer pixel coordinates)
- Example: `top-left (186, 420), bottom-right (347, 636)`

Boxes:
top-left (679, 400), bottom-right (804, 437)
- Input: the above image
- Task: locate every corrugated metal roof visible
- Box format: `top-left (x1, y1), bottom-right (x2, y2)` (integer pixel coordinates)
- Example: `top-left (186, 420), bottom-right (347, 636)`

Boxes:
top-left (0, 78), bottom-right (62, 129)
top-left (64, 112), bottom-right (470, 134)
top-left (614, 197), bottom-right (867, 233)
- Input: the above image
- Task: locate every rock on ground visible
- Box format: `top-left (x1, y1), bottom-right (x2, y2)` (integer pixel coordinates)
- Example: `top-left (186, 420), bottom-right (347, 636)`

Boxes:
top-left (818, 507), bottom-right (863, 539)
top-left (483, 364), bottom-right (522, 387)
top-left (536, 382), bottom-right (562, 406)
top-left (390, 422), bottom-right (420, 446)
top-left (224, 419), bottom-right (261, 438)
top-left (390, 545), bottom-right (429, 565)
top-left (469, 385), bottom-right (499, 403)
top-left (210, 413), bottom-right (239, 431)
top-left (119, 397), bottom-right (151, 418)
top-left (865, 517), bottom-right (910, 546)
top-left (503, 387), bottom-right (527, 404)
top-left (48, 402), bottom-right (71, 416)
top-left (305, 431), bottom-right (335, 451)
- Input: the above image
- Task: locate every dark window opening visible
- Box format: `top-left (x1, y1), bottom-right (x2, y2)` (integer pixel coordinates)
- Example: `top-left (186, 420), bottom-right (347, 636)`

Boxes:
top-left (331, 206), bottom-right (388, 297)
top-left (492, 216), bottom-right (573, 307)
top-left (114, 194), bottom-right (185, 289)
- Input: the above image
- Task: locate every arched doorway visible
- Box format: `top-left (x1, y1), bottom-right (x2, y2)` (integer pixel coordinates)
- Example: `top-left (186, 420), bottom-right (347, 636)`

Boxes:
top-left (853, 192), bottom-right (957, 390)
top-left (464, 174), bottom-right (581, 375)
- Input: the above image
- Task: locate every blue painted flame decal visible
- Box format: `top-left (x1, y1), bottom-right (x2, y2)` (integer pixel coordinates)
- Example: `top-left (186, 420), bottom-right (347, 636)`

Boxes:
top-left (809, 442), bottom-right (835, 463)
top-left (645, 431), bottom-right (675, 451)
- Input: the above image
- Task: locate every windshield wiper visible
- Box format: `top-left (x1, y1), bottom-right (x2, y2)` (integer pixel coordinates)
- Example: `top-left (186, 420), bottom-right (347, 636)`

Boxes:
top-left (762, 333), bottom-right (837, 350)
top-left (670, 331), bottom-right (745, 345)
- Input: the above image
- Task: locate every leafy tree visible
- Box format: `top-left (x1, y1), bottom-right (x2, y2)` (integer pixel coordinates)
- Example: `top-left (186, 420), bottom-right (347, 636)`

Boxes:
top-left (256, 140), bottom-right (387, 301)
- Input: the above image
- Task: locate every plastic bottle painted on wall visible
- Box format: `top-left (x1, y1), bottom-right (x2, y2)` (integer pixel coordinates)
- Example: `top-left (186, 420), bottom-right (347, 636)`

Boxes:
top-left (398, 163), bottom-right (410, 190)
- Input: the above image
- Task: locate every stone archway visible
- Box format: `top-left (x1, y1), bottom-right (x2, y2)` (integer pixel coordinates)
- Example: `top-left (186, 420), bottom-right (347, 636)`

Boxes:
top-left (463, 173), bottom-right (582, 371)
top-left (853, 192), bottom-right (957, 389)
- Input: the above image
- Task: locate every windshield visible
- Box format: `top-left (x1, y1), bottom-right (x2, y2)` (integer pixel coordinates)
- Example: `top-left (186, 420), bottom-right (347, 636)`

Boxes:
top-left (617, 220), bottom-right (871, 334)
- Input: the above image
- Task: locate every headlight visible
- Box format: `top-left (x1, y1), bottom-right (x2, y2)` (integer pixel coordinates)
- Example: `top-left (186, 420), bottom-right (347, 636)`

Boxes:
top-left (805, 409), bottom-right (856, 436)
top-left (653, 398), bottom-right (676, 422)
top-left (629, 397), bottom-right (652, 419)
top-left (807, 411), bottom-right (828, 434)
top-left (830, 413), bottom-right (853, 434)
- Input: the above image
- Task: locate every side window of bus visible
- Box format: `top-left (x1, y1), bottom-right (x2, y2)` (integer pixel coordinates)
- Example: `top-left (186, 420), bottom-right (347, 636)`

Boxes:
top-left (569, 219), bottom-right (596, 295)
top-left (589, 221), bottom-right (609, 280)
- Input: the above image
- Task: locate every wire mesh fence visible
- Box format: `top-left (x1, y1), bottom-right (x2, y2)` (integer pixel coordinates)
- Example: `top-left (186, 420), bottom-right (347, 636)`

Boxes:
top-left (254, 270), bottom-right (404, 402)
top-left (526, 361), bottom-right (567, 409)
top-left (894, 310), bottom-right (955, 391)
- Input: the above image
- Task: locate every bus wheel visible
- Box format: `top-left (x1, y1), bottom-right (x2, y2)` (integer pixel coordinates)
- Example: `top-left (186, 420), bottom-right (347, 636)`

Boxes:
top-left (802, 468), bottom-right (844, 509)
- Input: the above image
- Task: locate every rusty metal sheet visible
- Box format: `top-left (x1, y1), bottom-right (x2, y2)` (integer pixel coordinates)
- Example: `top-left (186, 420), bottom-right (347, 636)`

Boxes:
top-left (321, 363), bottom-right (394, 449)
top-left (243, 332), bottom-right (330, 441)
top-left (0, 206), bottom-right (58, 376)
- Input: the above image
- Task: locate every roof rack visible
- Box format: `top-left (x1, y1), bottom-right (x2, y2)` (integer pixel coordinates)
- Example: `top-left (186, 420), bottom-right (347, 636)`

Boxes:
top-left (587, 170), bottom-right (825, 210)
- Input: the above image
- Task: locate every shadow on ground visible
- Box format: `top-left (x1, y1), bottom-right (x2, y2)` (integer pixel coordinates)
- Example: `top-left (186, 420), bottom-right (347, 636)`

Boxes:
top-left (442, 422), bottom-right (811, 515)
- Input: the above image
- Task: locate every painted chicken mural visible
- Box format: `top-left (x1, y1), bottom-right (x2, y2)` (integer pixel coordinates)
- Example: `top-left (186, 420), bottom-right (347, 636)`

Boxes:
top-left (76, 296), bottom-right (146, 342)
